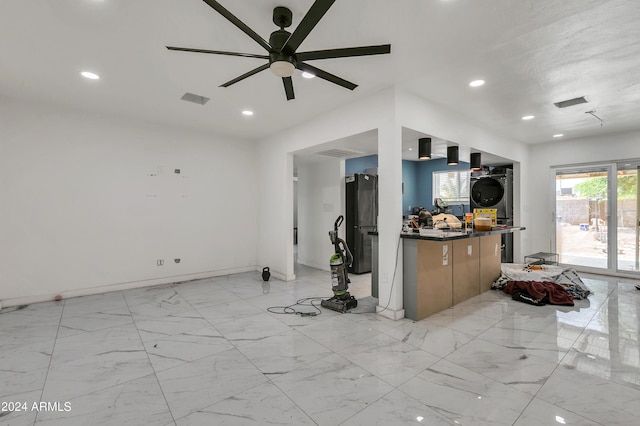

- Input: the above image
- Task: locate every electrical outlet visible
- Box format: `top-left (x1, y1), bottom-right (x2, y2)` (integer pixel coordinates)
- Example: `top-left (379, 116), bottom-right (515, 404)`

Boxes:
top-left (157, 259), bottom-right (164, 266)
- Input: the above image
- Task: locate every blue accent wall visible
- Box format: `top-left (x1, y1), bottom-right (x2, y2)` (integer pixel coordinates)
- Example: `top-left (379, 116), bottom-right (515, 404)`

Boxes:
top-left (345, 155), bottom-right (471, 217)
top-left (402, 160), bottom-right (418, 215)
top-left (345, 155), bottom-right (378, 175)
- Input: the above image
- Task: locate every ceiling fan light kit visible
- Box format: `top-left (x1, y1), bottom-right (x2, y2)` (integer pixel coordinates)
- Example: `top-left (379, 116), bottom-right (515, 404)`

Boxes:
top-left (270, 61), bottom-right (295, 77)
top-left (166, 0), bottom-right (391, 101)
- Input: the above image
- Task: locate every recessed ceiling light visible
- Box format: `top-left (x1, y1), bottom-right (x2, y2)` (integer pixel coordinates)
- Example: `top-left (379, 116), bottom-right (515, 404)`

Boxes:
top-left (469, 79), bottom-right (485, 87)
top-left (80, 71), bottom-right (100, 80)
top-left (408, 148), bottom-right (413, 151)
top-left (241, 110), bottom-right (254, 116)
top-left (301, 71), bottom-right (315, 79)
top-left (553, 133), bottom-right (564, 138)
top-left (521, 115), bottom-right (535, 120)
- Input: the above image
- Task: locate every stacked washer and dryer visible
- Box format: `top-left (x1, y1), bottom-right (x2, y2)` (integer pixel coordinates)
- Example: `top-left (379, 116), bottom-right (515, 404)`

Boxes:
top-left (470, 168), bottom-right (514, 262)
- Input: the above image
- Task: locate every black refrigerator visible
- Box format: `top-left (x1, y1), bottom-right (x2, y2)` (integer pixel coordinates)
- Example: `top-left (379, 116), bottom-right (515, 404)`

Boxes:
top-left (345, 173), bottom-right (378, 274)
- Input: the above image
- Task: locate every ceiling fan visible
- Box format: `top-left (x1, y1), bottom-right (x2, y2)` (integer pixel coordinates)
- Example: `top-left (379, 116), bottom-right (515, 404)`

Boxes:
top-left (166, 0), bottom-right (391, 101)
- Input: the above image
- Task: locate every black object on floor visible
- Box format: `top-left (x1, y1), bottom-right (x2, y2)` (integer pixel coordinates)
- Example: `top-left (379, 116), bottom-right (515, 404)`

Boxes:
top-left (262, 267), bottom-right (270, 281)
top-left (512, 291), bottom-right (545, 306)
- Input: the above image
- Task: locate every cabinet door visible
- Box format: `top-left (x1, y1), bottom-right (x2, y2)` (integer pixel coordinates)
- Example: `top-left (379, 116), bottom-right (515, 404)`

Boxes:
top-left (416, 240), bottom-right (452, 319)
top-left (480, 234), bottom-right (502, 292)
top-left (452, 238), bottom-right (480, 305)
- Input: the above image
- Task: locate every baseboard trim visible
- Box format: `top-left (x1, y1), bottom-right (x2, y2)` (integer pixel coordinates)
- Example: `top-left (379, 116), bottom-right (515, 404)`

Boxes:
top-left (0, 266), bottom-right (256, 309)
top-left (376, 306), bottom-right (405, 321)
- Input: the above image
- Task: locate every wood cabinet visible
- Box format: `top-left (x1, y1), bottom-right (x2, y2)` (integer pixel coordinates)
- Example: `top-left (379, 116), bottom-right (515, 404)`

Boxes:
top-left (403, 232), bottom-right (509, 321)
top-left (452, 238), bottom-right (480, 305)
top-left (403, 239), bottom-right (452, 320)
top-left (479, 234), bottom-right (502, 293)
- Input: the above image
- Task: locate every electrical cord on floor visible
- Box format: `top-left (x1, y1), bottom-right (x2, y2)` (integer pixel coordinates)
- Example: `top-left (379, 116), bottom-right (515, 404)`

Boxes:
top-left (370, 230), bottom-right (402, 315)
top-left (267, 297), bottom-right (324, 316)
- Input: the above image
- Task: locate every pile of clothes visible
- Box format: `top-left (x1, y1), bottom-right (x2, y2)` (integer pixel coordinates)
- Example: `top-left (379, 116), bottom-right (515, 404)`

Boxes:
top-left (492, 263), bottom-right (591, 306)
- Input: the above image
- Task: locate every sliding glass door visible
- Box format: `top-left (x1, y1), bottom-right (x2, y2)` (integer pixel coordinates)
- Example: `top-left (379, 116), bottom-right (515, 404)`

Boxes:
top-left (616, 162), bottom-right (640, 272)
top-left (554, 162), bottom-right (640, 275)
top-left (555, 166), bottom-right (610, 270)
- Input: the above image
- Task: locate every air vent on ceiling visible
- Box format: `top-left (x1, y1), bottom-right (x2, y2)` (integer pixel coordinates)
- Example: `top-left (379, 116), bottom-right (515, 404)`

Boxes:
top-left (554, 96), bottom-right (588, 108)
top-left (315, 148), bottom-right (364, 158)
top-left (181, 92), bottom-right (210, 105)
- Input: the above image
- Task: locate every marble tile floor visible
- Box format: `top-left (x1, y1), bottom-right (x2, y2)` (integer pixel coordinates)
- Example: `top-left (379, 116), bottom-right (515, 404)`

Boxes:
top-left (1, 267), bottom-right (640, 425)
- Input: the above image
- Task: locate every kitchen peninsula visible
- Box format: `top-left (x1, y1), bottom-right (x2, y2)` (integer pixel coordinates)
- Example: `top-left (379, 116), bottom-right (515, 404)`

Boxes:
top-left (401, 226), bottom-right (524, 320)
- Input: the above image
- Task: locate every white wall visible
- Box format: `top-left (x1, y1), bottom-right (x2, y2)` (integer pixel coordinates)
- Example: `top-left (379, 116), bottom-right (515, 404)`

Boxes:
top-left (296, 159), bottom-right (344, 271)
top-left (0, 100), bottom-right (258, 305)
top-left (528, 130), bottom-right (640, 254)
top-left (375, 115), bottom-right (405, 317)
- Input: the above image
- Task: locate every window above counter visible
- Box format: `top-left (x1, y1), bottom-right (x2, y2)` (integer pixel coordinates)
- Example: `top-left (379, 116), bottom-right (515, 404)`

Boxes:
top-left (433, 170), bottom-right (470, 204)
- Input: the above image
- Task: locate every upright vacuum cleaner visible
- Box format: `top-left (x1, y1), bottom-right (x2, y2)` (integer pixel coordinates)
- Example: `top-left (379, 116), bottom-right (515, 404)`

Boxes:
top-left (321, 215), bottom-right (358, 313)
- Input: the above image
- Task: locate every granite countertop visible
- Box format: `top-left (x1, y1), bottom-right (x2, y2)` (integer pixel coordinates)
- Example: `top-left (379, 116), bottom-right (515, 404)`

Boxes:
top-left (398, 226), bottom-right (526, 241)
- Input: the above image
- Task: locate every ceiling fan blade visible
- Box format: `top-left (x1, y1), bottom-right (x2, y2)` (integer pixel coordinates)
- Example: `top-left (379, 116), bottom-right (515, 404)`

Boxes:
top-left (297, 44), bottom-right (391, 61)
top-left (220, 63), bottom-right (269, 87)
top-left (166, 46), bottom-right (269, 59)
top-left (281, 0), bottom-right (336, 54)
top-left (282, 77), bottom-right (295, 100)
top-left (201, 0), bottom-right (272, 52)
top-left (297, 62), bottom-right (357, 90)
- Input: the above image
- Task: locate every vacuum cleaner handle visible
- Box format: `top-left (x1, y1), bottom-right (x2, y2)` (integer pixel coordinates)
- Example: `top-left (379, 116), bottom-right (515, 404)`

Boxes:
top-left (334, 215), bottom-right (343, 230)
top-left (339, 238), bottom-right (353, 267)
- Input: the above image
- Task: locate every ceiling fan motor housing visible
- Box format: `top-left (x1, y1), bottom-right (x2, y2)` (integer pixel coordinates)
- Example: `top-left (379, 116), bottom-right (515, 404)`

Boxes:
top-left (269, 29), bottom-right (296, 69)
top-left (269, 29), bottom-right (292, 53)
top-left (269, 52), bottom-right (296, 67)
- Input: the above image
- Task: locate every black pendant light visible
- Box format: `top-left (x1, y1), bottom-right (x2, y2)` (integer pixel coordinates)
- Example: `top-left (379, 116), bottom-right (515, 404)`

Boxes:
top-left (447, 146), bottom-right (459, 166)
top-left (470, 152), bottom-right (482, 170)
top-left (418, 138), bottom-right (431, 160)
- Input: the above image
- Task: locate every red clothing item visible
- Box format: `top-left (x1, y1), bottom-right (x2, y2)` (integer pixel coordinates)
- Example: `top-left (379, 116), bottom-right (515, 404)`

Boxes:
top-left (504, 280), bottom-right (574, 306)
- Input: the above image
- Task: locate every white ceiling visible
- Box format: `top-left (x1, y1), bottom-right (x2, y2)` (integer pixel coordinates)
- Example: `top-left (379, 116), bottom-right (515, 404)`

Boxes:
top-left (2, 0), bottom-right (639, 152)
